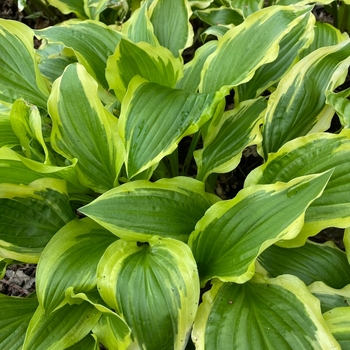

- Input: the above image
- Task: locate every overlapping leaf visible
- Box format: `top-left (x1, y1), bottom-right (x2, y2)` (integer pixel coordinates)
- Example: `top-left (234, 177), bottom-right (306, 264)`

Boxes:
top-left (246, 130), bottom-right (350, 245)
top-left (0, 147), bottom-right (86, 194)
top-left (149, 0), bottom-right (193, 57)
top-left (106, 38), bottom-right (183, 101)
top-left (176, 41), bottom-right (217, 93)
top-left (189, 172), bottom-right (331, 285)
top-left (80, 177), bottom-right (219, 242)
top-left (36, 20), bottom-right (124, 88)
top-left (0, 20), bottom-right (49, 108)
top-left (262, 39), bottom-right (350, 156)
top-left (0, 178), bottom-right (75, 262)
top-left (23, 302), bottom-right (101, 350)
top-left (235, 11), bottom-right (314, 102)
top-left (36, 218), bottom-right (118, 314)
top-left (199, 5), bottom-right (312, 93)
top-left (323, 307), bottom-right (350, 348)
top-left (195, 97), bottom-right (266, 181)
top-left (192, 275), bottom-right (340, 349)
top-left (119, 76), bottom-right (224, 178)
top-left (258, 240), bottom-right (350, 288)
top-left (0, 294), bottom-right (38, 350)
top-left (48, 63), bottom-right (123, 193)
top-left (97, 237), bottom-right (199, 350)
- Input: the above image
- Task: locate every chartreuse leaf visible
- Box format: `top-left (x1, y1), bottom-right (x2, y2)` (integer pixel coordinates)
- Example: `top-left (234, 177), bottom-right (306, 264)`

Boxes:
top-left (48, 63), bottom-right (123, 193)
top-left (258, 240), bottom-right (350, 288)
top-left (299, 21), bottom-right (348, 59)
top-left (200, 26), bottom-right (229, 42)
top-left (22, 302), bottom-right (101, 350)
top-left (308, 282), bottom-right (350, 313)
top-left (149, 0), bottom-right (193, 57)
top-left (97, 237), bottom-right (200, 350)
top-left (345, 227), bottom-right (350, 263)
top-left (0, 20), bottom-right (49, 108)
top-left (262, 39), bottom-right (350, 156)
top-left (0, 147), bottom-right (86, 194)
top-left (228, 0), bottom-right (263, 17)
top-left (326, 87), bottom-right (350, 128)
top-left (195, 97), bottom-right (266, 182)
top-left (106, 39), bottom-right (183, 102)
top-left (119, 76), bottom-right (224, 178)
top-left (189, 171), bottom-right (331, 285)
top-left (122, 3), bottom-right (159, 45)
top-left (246, 130), bottom-right (350, 246)
top-left (199, 5), bottom-right (312, 93)
top-left (36, 218), bottom-right (118, 315)
top-left (192, 275), bottom-right (340, 349)
top-left (0, 178), bottom-right (75, 263)
top-left (80, 177), bottom-right (219, 242)
top-left (176, 41), bottom-right (217, 93)
top-left (235, 12), bottom-right (314, 102)
top-left (65, 288), bottom-right (131, 348)
top-left (324, 307), bottom-right (350, 349)
top-left (36, 20), bottom-right (124, 89)
top-left (0, 294), bottom-right (38, 350)
top-left (47, 0), bottom-right (87, 18)
top-left (194, 7), bottom-right (243, 26)
top-left (10, 99), bottom-right (53, 163)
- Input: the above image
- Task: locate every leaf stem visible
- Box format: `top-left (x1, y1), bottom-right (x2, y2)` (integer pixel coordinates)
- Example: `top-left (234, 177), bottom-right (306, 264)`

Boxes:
top-left (181, 131), bottom-right (201, 176)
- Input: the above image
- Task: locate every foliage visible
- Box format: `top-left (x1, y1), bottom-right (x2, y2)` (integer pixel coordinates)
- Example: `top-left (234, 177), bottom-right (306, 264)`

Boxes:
top-left (1, 0), bottom-right (350, 348)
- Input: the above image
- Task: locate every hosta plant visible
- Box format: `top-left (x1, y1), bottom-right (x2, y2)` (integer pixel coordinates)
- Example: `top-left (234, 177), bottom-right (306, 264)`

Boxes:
top-left (1, 0), bottom-right (350, 349)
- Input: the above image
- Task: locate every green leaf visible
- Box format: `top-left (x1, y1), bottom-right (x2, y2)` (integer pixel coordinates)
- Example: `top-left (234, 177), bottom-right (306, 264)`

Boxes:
top-left (0, 294), bottom-right (38, 350)
top-left (299, 21), bottom-right (348, 59)
top-left (65, 288), bottom-right (131, 348)
top-left (308, 282), bottom-right (350, 313)
top-left (262, 39), bottom-right (350, 156)
top-left (194, 97), bottom-right (266, 181)
top-left (10, 99), bottom-right (53, 163)
top-left (194, 7), bottom-right (243, 26)
top-left (0, 114), bottom-right (20, 148)
top-left (23, 302), bottom-right (101, 350)
top-left (0, 178), bottom-right (75, 263)
top-left (0, 20), bottom-right (49, 108)
top-left (36, 218), bottom-right (118, 314)
top-left (235, 11), bottom-right (314, 102)
top-left (326, 87), bottom-right (350, 128)
top-left (345, 227), bottom-right (350, 264)
top-left (199, 5), bottom-right (312, 93)
top-left (119, 76), bottom-right (225, 178)
top-left (80, 177), bottom-right (219, 242)
top-left (48, 63), bottom-right (123, 193)
top-left (97, 237), bottom-right (200, 350)
top-left (66, 333), bottom-right (99, 350)
top-left (106, 38), bottom-right (183, 102)
top-left (228, 0), bottom-right (264, 17)
top-left (176, 41), bottom-right (218, 93)
top-left (92, 314), bottom-right (131, 350)
top-left (123, 3), bottom-right (159, 46)
top-left (36, 43), bottom-right (77, 84)
top-left (0, 147), bottom-right (87, 194)
top-left (149, 0), bottom-right (193, 57)
top-left (246, 130), bottom-right (350, 246)
top-left (192, 275), bottom-right (340, 349)
top-left (188, 171), bottom-right (332, 285)
top-left (47, 0), bottom-right (88, 18)
top-left (258, 240), bottom-right (350, 288)
top-left (36, 20), bottom-right (124, 89)
top-left (324, 307), bottom-right (350, 349)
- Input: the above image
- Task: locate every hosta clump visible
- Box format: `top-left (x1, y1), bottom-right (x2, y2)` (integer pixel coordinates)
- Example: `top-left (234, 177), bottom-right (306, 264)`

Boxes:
top-left (1, 0), bottom-right (350, 349)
